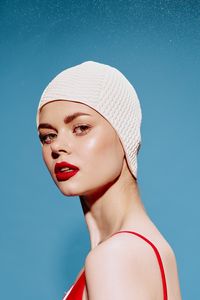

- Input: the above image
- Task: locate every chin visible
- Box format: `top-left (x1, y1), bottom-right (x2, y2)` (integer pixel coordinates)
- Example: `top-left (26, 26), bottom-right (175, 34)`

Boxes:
top-left (55, 184), bottom-right (79, 197)
top-left (61, 190), bottom-right (79, 197)
top-left (56, 182), bottom-right (100, 198)
top-left (52, 179), bottom-right (82, 197)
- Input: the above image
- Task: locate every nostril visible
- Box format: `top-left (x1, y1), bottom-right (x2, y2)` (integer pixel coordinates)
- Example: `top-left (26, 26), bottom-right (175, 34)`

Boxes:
top-left (52, 152), bottom-right (59, 159)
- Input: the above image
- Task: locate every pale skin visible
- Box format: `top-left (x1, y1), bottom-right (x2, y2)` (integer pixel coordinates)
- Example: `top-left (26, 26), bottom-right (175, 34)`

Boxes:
top-left (38, 100), bottom-right (182, 300)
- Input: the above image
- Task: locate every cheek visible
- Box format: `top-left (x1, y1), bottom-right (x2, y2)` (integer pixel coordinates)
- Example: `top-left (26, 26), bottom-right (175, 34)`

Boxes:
top-left (42, 147), bottom-right (52, 171)
top-left (79, 129), bottom-right (124, 178)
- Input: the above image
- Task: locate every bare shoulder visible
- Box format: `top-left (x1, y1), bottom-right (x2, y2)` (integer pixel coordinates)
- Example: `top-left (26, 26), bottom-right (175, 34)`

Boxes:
top-left (84, 232), bottom-right (175, 300)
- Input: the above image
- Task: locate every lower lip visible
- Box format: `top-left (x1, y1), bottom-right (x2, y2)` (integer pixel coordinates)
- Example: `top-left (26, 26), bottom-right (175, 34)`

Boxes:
top-left (55, 169), bottom-right (79, 182)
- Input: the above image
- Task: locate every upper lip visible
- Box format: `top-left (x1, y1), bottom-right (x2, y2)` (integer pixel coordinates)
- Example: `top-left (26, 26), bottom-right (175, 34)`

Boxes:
top-left (54, 161), bottom-right (79, 173)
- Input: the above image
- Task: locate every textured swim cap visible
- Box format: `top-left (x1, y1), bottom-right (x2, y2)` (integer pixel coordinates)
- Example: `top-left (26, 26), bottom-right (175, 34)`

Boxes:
top-left (36, 61), bottom-right (142, 179)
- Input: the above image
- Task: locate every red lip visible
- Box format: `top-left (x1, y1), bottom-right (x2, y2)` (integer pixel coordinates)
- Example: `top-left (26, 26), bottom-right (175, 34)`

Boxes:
top-left (55, 161), bottom-right (79, 173)
top-left (54, 161), bottom-right (79, 182)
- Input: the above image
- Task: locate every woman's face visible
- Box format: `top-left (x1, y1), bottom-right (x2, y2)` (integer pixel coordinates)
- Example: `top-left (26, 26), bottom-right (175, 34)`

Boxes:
top-left (38, 100), bottom-right (125, 197)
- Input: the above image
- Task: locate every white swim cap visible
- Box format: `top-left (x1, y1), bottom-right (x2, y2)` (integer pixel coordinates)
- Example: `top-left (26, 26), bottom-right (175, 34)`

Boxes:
top-left (36, 61), bottom-right (142, 179)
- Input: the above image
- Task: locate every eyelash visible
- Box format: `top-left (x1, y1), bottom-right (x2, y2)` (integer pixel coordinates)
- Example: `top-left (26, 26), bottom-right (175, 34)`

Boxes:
top-left (39, 125), bottom-right (90, 145)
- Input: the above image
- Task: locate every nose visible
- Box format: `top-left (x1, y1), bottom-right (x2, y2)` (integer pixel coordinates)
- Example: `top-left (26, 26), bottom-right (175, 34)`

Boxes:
top-left (50, 133), bottom-right (71, 158)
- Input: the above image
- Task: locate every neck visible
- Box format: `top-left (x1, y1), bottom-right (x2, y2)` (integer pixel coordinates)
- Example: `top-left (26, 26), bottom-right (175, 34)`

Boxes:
top-left (79, 168), bottom-right (148, 250)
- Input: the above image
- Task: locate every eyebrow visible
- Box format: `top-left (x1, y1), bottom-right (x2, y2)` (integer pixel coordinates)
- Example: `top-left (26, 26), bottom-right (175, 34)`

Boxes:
top-left (38, 112), bottom-right (91, 130)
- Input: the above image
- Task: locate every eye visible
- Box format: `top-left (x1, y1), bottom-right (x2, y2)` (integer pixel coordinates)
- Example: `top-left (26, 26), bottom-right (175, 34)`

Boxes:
top-left (73, 125), bottom-right (90, 135)
top-left (39, 133), bottom-right (57, 144)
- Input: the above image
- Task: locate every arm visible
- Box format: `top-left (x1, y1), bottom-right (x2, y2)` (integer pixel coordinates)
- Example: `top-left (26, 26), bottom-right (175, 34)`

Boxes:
top-left (84, 236), bottom-right (160, 300)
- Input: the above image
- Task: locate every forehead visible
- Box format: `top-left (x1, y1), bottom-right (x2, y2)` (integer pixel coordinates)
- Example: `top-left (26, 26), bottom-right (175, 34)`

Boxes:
top-left (40, 100), bottom-right (95, 113)
top-left (40, 100), bottom-right (101, 117)
top-left (37, 99), bottom-right (118, 137)
top-left (38, 99), bottom-right (104, 124)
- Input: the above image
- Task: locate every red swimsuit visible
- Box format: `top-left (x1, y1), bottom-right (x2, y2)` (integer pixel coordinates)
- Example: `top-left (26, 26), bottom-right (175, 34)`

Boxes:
top-left (62, 231), bottom-right (168, 300)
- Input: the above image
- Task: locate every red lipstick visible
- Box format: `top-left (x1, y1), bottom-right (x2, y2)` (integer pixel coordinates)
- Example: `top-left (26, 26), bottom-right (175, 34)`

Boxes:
top-left (54, 161), bottom-right (79, 182)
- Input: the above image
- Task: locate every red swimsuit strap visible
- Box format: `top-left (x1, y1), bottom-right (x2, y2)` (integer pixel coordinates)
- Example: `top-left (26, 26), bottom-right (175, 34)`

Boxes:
top-left (65, 270), bottom-right (85, 300)
top-left (111, 230), bottom-right (168, 300)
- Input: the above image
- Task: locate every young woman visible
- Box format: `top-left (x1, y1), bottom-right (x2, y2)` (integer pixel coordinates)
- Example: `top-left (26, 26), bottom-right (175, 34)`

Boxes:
top-left (36, 61), bottom-right (182, 300)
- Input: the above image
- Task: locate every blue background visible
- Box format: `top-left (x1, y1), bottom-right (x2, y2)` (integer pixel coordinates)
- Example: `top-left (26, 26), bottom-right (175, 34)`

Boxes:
top-left (0, 1), bottom-right (199, 299)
